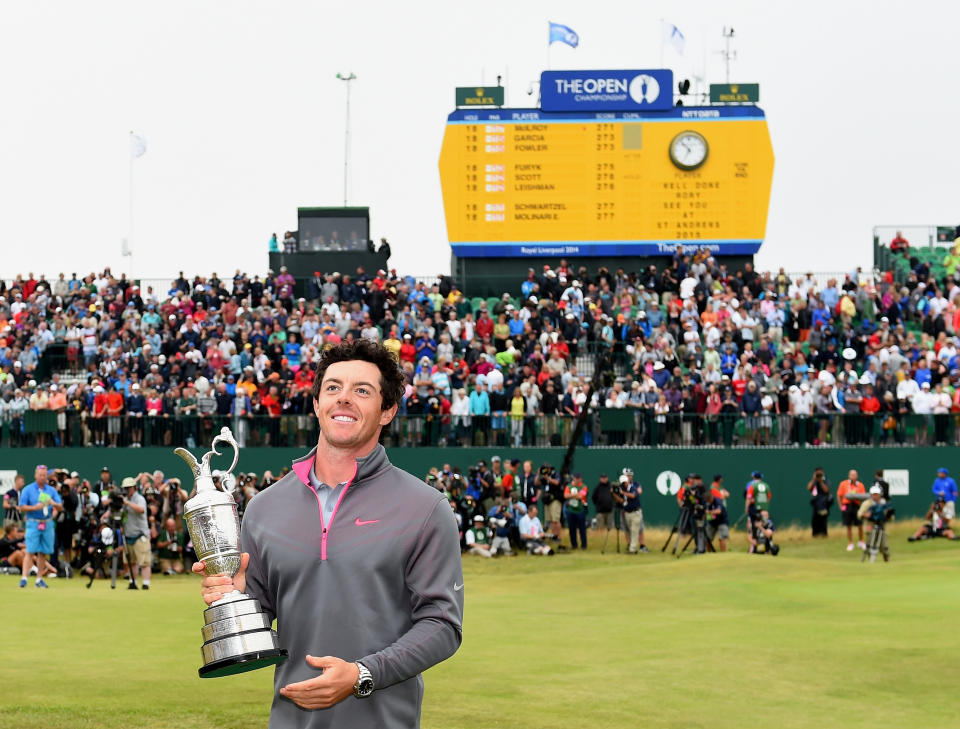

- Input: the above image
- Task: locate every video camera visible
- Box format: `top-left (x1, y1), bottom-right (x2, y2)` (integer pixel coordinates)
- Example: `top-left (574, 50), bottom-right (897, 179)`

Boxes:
top-left (103, 489), bottom-right (125, 526)
top-left (681, 475), bottom-right (709, 522)
top-left (865, 501), bottom-right (896, 526)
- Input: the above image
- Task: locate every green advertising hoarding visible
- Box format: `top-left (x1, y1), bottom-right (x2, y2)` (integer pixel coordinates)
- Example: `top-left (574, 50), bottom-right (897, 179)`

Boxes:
top-left (710, 83), bottom-right (760, 103)
top-left (455, 86), bottom-right (504, 107)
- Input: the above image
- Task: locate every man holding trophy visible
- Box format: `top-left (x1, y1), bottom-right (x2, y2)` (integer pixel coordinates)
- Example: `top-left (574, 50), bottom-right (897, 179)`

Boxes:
top-left (188, 340), bottom-right (464, 728)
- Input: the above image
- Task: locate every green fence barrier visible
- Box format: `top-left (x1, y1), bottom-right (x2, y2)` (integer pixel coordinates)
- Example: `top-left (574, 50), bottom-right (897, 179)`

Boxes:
top-left (0, 445), bottom-right (948, 527)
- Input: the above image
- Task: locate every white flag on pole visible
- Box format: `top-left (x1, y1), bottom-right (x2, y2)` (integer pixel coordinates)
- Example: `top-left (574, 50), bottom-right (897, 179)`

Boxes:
top-left (130, 132), bottom-right (147, 158)
top-left (662, 22), bottom-right (686, 55)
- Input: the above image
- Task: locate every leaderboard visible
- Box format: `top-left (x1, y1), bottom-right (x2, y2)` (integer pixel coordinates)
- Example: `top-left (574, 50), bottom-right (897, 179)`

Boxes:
top-left (438, 106), bottom-right (774, 258)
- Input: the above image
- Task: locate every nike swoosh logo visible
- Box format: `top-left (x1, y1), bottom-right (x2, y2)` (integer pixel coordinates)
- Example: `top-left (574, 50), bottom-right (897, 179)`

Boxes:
top-left (354, 518), bottom-right (380, 526)
top-left (454, 583), bottom-right (464, 591)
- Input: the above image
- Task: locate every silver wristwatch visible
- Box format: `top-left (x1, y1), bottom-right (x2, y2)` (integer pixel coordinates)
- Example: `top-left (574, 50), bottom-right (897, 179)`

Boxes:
top-left (353, 662), bottom-right (374, 698)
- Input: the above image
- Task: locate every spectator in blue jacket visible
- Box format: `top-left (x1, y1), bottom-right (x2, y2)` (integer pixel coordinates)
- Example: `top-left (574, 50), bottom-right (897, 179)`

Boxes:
top-left (932, 467), bottom-right (958, 520)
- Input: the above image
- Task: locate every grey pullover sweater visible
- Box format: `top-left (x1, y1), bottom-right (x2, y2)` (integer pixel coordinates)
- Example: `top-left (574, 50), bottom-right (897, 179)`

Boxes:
top-left (240, 444), bottom-right (464, 728)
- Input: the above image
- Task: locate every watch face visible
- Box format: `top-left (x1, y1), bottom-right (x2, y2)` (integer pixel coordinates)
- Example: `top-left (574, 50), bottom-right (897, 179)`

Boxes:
top-left (669, 131), bottom-right (709, 170)
top-left (357, 678), bottom-right (374, 697)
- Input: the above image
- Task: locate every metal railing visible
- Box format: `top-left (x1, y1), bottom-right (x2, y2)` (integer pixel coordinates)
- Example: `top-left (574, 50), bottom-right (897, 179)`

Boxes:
top-left (0, 411), bottom-right (952, 449)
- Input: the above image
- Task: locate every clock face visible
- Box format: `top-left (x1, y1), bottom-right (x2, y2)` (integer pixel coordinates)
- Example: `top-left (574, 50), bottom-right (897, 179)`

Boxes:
top-left (669, 131), bottom-right (709, 170)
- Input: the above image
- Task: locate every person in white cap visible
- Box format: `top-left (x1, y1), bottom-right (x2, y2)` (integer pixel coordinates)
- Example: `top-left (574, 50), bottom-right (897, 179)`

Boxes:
top-left (464, 515), bottom-right (492, 558)
top-left (856, 485), bottom-right (891, 562)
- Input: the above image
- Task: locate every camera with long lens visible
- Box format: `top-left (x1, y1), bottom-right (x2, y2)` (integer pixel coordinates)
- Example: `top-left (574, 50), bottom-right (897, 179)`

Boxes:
top-left (104, 489), bottom-right (125, 525)
top-left (682, 481), bottom-right (709, 523)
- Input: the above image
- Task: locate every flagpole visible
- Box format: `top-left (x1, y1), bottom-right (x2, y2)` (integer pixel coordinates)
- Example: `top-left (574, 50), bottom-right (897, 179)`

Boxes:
top-left (659, 18), bottom-right (664, 68)
top-left (128, 131), bottom-right (134, 283)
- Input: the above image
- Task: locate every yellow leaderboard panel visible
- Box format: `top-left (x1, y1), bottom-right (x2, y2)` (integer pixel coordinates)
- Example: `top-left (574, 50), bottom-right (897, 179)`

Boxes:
top-left (439, 107), bottom-right (774, 257)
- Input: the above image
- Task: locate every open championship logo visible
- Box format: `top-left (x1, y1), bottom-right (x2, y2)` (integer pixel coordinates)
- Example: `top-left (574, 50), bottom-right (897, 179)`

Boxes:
top-left (629, 74), bottom-right (660, 104)
top-left (656, 470), bottom-right (681, 496)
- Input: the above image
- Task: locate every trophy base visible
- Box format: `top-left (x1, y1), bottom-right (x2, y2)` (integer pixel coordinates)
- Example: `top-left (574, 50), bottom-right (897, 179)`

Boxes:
top-left (198, 592), bottom-right (287, 679)
top-left (199, 647), bottom-right (288, 679)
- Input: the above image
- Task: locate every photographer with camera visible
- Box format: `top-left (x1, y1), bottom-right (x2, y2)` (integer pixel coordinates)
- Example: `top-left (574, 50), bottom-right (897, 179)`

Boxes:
top-left (476, 459), bottom-right (498, 513)
top-left (537, 462), bottom-right (563, 543)
top-left (3, 473), bottom-right (25, 528)
top-left (592, 473), bottom-right (617, 542)
top-left (92, 466), bottom-right (114, 499)
top-left (120, 476), bottom-right (152, 590)
top-left (486, 498), bottom-right (515, 556)
top-left (705, 474), bottom-right (730, 552)
top-left (157, 516), bottom-right (185, 574)
top-left (857, 485), bottom-right (893, 562)
top-left (55, 471), bottom-right (80, 569)
top-left (621, 469), bottom-right (648, 554)
top-left (807, 467), bottom-right (834, 538)
top-left (908, 495), bottom-right (958, 541)
top-left (750, 508), bottom-right (779, 555)
top-left (676, 473), bottom-right (710, 554)
top-left (160, 476), bottom-right (189, 522)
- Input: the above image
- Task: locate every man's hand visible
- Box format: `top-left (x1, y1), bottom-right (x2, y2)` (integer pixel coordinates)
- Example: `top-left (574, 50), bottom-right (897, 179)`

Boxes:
top-left (192, 552), bottom-right (248, 605)
top-left (280, 656), bottom-right (360, 710)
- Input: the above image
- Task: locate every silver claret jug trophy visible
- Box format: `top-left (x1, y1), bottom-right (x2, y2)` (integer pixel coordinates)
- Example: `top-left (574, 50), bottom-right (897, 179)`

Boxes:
top-left (176, 427), bottom-right (288, 678)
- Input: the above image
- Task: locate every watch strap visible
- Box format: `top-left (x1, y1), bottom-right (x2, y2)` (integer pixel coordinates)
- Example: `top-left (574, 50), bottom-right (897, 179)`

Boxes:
top-left (353, 661), bottom-right (374, 698)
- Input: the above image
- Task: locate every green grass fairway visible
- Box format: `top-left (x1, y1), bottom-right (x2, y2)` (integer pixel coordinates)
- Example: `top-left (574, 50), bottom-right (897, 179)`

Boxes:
top-left (2, 522), bottom-right (957, 729)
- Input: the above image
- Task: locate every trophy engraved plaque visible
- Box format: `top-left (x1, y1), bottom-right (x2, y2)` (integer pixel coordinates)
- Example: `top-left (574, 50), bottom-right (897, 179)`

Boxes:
top-left (176, 427), bottom-right (288, 678)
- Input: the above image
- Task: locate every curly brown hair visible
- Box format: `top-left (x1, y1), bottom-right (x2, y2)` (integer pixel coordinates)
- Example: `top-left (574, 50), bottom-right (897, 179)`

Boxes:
top-left (311, 339), bottom-right (406, 410)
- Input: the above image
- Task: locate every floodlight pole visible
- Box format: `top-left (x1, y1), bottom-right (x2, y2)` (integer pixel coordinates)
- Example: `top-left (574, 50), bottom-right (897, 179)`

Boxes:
top-left (721, 27), bottom-right (737, 83)
top-left (336, 72), bottom-right (357, 206)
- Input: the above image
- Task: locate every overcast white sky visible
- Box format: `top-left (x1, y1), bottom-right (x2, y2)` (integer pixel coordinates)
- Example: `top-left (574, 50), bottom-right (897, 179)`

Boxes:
top-left (1, 1), bottom-right (957, 283)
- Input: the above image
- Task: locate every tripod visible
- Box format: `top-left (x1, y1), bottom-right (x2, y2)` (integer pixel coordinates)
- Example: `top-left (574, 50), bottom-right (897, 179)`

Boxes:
top-left (680, 519), bottom-right (715, 556)
top-left (662, 507), bottom-right (714, 557)
top-left (600, 507), bottom-right (622, 554)
top-left (861, 522), bottom-right (889, 563)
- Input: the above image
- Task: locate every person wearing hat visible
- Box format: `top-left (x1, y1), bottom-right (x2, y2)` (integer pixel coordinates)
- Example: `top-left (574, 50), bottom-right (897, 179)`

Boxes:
top-left (17, 465), bottom-right (61, 588)
top-left (931, 467), bottom-right (958, 521)
top-left (92, 466), bottom-right (114, 498)
top-left (120, 475), bottom-right (151, 589)
top-left (856, 485), bottom-right (891, 562)
top-left (621, 469), bottom-right (648, 554)
top-left (464, 514), bottom-right (492, 558)
top-left (744, 471), bottom-right (772, 551)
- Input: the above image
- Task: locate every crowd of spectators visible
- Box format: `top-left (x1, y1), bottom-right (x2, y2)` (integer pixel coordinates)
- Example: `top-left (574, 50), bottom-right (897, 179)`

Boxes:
top-left (2, 454), bottom-right (955, 584)
top-left (1, 464), bottom-right (283, 584)
top-left (4, 237), bottom-right (960, 449)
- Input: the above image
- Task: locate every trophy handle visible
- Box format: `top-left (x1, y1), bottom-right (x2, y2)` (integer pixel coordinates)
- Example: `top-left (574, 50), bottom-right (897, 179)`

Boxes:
top-left (208, 427), bottom-right (240, 495)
